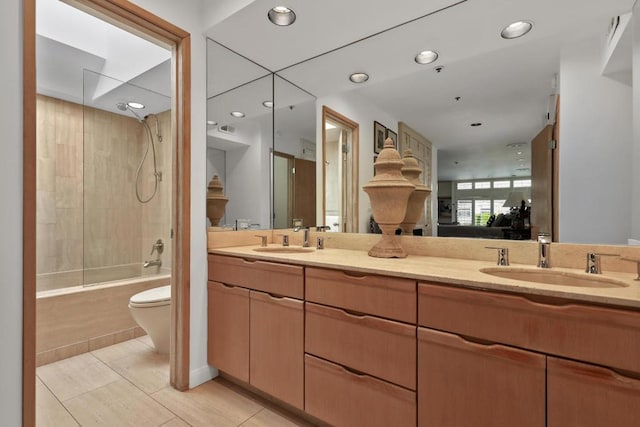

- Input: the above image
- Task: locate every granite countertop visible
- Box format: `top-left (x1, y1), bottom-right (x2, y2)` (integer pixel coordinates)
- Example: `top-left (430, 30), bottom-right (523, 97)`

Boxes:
top-left (209, 245), bottom-right (640, 309)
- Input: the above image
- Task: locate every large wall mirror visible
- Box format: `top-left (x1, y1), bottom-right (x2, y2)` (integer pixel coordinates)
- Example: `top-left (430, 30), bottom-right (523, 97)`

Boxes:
top-left (206, 0), bottom-right (639, 246)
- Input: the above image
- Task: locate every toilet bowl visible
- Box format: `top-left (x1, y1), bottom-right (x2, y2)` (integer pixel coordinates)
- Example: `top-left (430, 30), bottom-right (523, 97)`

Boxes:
top-left (128, 285), bottom-right (171, 354)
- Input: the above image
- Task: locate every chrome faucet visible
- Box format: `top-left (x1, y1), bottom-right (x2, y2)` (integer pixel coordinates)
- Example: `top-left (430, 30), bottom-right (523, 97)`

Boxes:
top-left (537, 233), bottom-right (551, 268)
top-left (486, 246), bottom-right (509, 266)
top-left (143, 259), bottom-right (162, 268)
top-left (294, 226), bottom-right (310, 247)
top-left (585, 252), bottom-right (617, 274)
top-left (315, 225), bottom-right (331, 232)
top-left (150, 239), bottom-right (164, 256)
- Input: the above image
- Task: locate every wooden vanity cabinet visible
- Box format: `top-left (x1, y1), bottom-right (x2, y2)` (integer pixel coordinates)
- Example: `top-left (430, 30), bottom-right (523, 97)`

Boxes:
top-left (250, 290), bottom-right (304, 409)
top-left (207, 255), bottom-right (304, 409)
top-left (418, 328), bottom-right (545, 427)
top-left (207, 281), bottom-right (249, 382)
top-left (304, 267), bottom-right (417, 426)
top-left (547, 357), bottom-right (640, 427)
top-left (305, 354), bottom-right (416, 427)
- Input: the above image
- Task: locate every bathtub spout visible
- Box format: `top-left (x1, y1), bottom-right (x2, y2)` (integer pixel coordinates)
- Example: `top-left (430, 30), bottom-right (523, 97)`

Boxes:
top-left (143, 259), bottom-right (162, 268)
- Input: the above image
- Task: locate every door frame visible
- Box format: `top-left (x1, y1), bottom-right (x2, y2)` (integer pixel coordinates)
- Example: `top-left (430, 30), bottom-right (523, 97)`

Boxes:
top-left (23, 1), bottom-right (192, 424)
top-left (321, 105), bottom-right (359, 232)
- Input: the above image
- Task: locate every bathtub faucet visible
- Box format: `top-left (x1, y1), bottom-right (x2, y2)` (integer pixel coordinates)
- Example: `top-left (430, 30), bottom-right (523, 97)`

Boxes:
top-left (143, 259), bottom-right (162, 268)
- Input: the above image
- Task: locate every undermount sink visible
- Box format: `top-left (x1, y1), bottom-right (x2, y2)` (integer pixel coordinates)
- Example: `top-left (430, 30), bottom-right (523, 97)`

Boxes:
top-left (480, 267), bottom-right (628, 288)
top-left (253, 245), bottom-right (316, 254)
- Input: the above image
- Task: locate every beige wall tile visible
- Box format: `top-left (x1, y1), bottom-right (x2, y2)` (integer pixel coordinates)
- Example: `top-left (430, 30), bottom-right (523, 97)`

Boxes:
top-left (37, 97), bottom-right (172, 277)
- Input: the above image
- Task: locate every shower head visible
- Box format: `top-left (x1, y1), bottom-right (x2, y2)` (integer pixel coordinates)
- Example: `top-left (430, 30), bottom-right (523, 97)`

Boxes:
top-left (116, 102), bottom-right (144, 123)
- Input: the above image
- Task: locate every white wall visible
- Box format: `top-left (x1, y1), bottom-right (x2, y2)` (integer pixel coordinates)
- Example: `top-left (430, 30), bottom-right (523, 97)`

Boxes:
top-left (1, 0), bottom-right (23, 423)
top-left (129, 0), bottom-right (216, 387)
top-left (316, 91), bottom-right (400, 233)
top-left (633, 3), bottom-right (640, 241)
top-left (225, 122), bottom-right (271, 229)
top-left (558, 35), bottom-right (633, 244)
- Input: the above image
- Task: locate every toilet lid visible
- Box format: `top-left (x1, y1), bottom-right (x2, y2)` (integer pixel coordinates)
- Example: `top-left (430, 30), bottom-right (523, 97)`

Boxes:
top-left (129, 285), bottom-right (171, 307)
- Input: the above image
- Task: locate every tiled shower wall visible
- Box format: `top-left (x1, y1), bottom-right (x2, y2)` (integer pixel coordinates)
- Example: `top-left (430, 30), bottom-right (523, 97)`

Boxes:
top-left (36, 95), bottom-right (172, 279)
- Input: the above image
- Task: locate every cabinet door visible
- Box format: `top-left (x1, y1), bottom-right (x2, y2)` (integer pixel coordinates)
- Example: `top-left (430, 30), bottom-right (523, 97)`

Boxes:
top-left (548, 357), bottom-right (640, 427)
top-left (250, 291), bottom-right (304, 410)
top-left (418, 328), bottom-right (545, 427)
top-left (207, 281), bottom-right (249, 382)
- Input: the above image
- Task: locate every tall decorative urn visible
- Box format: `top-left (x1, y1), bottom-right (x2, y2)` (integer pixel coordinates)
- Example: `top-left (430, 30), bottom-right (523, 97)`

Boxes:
top-left (400, 149), bottom-right (431, 235)
top-left (363, 138), bottom-right (415, 258)
top-left (206, 175), bottom-right (228, 226)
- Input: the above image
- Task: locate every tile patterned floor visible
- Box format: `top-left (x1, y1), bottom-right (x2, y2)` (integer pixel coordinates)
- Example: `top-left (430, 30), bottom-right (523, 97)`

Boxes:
top-left (36, 336), bottom-right (313, 426)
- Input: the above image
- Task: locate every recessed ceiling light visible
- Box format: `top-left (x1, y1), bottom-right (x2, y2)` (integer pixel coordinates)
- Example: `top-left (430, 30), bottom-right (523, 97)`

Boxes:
top-left (268, 6), bottom-right (296, 26)
top-left (470, 122), bottom-right (482, 127)
top-left (262, 101), bottom-right (273, 108)
top-left (349, 72), bottom-right (369, 83)
top-left (517, 158), bottom-right (526, 162)
top-left (127, 101), bottom-right (145, 109)
top-left (207, 120), bottom-right (217, 126)
top-left (516, 151), bottom-right (523, 155)
top-left (230, 111), bottom-right (245, 118)
top-left (415, 50), bottom-right (439, 64)
top-left (501, 20), bottom-right (533, 39)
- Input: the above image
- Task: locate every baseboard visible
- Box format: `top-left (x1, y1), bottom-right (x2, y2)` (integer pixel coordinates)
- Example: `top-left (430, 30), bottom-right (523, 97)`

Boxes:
top-left (189, 364), bottom-right (218, 388)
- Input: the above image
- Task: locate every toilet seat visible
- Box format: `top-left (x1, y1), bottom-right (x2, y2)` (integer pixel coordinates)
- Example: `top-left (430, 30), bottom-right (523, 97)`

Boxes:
top-left (129, 285), bottom-right (171, 308)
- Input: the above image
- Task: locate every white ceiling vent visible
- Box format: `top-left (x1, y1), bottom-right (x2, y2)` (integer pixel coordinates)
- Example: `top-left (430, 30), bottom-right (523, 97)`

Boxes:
top-left (218, 125), bottom-right (235, 134)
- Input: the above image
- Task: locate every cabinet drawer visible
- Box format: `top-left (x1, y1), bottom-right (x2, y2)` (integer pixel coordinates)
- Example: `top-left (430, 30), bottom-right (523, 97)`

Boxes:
top-left (306, 267), bottom-right (416, 323)
top-left (208, 254), bottom-right (303, 298)
top-left (207, 281), bottom-right (249, 382)
top-left (304, 354), bottom-right (416, 427)
top-left (548, 356), bottom-right (640, 427)
top-left (250, 291), bottom-right (304, 410)
top-left (418, 328), bottom-right (545, 427)
top-left (418, 282), bottom-right (640, 374)
top-left (306, 302), bottom-right (416, 389)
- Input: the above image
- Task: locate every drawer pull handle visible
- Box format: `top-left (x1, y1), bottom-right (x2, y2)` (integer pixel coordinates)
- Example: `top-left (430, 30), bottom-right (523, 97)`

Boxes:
top-left (343, 308), bottom-right (368, 318)
top-left (341, 364), bottom-right (368, 378)
top-left (241, 258), bottom-right (258, 264)
top-left (342, 271), bottom-right (368, 279)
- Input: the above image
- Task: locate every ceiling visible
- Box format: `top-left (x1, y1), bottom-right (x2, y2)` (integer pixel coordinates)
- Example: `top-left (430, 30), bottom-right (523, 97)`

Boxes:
top-left (36, 0), bottom-right (172, 117)
top-left (208, 0), bottom-right (635, 180)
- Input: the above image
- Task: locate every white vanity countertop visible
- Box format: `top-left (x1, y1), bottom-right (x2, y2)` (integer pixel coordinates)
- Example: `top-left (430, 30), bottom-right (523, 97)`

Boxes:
top-left (209, 245), bottom-right (640, 309)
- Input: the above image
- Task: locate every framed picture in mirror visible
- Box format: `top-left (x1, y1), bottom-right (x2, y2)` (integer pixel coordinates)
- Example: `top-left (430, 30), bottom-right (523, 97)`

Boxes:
top-left (386, 128), bottom-right (397, 148)
top-left (374, 121), bottom-right (386, 154)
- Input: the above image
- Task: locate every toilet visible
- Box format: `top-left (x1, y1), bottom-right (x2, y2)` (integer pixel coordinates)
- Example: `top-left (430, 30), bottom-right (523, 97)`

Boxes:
top-left (128, 285), bottom-right (171, 354)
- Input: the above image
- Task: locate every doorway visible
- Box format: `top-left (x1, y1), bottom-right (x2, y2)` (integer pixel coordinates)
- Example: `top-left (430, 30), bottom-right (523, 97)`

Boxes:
top-left (322, 106), bottom-right (359, 232)
top-left (24, 0), bottom-right (191, 424)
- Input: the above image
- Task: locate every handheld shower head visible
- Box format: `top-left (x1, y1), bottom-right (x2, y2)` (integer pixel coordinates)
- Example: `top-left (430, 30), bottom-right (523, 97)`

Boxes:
top-left (116, 102), bottom-right (144, 123)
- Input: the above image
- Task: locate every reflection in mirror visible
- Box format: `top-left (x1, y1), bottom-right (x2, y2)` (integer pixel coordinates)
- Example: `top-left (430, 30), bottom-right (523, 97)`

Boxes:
top-left (322, 106), bottom-right (359, 232)
top-left (208, 0), bottom-right (638, 244)
top-left (206, 38), bottom-right (273, 229)
top-left (272, 76), bottom-right (317, 229)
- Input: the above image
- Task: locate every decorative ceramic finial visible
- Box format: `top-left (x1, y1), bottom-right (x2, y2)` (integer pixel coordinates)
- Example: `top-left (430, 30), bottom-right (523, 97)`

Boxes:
top-left (206, 175), bottom-right (229, 226)
top-left (400, 149), bottom-right (431, 235)
top-left (363, 138), bottom-right (415, 258)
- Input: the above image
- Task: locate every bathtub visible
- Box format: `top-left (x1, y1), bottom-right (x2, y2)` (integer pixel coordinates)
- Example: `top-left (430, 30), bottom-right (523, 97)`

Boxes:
top-left (36, 266), bottom-right (171, 366)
